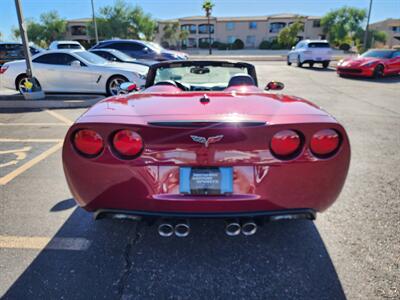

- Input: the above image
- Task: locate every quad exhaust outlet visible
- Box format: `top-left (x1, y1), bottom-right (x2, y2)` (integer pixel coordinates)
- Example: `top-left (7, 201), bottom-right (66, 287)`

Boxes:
top-left (225, 219), bottom-right (258, 236)
top-left (158, 220), bottom-right (190, 237)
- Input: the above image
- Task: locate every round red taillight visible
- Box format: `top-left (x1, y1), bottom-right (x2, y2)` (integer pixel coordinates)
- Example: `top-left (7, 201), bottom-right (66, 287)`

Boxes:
top-left (270, 130), bottom-right (301, 158)
top-left (112, 130), bottom-right (143, 158)
top-left (73, 129), bottom-right (104, 156)
top-left (310, 129), bottom-right (340, 157)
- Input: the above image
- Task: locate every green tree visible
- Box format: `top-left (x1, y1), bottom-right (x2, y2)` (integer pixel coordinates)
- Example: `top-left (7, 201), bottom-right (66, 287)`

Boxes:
top-left (178, 29), bottom-right (190, 49)
top-left (202, 0), bottom-right (214, 54)
top-left (277, 20), bottom-right (304, 49)
top-left (12, 11), bottom-right (66, 48)
top-left (321, 7), bottom-right (366, 46)
top-left (89, 0), bottom-right (157, 41)
top-left (162, 22), bottom-right (179, 48)
top-left (355, 28), bottom-right (387, 50)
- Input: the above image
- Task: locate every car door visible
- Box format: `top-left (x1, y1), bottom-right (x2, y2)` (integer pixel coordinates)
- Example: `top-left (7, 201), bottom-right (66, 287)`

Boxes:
top-left (387, 51), bottom-right (400, 74)
top-left (33, 53), bottom-right (94, 92)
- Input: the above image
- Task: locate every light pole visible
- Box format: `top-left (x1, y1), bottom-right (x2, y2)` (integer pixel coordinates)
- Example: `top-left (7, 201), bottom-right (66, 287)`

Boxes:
top-left (91, 0), bottom-right (99, 44)
top-left (14, 0), bottom-right (43, 99)
top-left (363, 0), bottom-right (373, 51)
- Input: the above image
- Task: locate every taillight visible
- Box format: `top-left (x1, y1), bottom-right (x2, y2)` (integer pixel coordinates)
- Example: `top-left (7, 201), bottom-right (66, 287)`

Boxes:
top-left (310, 129), bottom-right (340, 157)
top-left (73, 129), bottom-right (104, 156)
top-left (112, 129), bottom-right (143, 158)
top-left (0, 65), bottom-right (9, 74)
top-left (270, 130), bottom-right (302, 159)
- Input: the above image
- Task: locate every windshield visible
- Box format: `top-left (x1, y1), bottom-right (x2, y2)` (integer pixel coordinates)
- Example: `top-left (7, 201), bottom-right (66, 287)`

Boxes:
top-left (145, 42), bottom-right (164, 52)
top-left (361, 50), bottom-right (393, 59)
top-left (58, 44), bottom-right (81, 49)
top-left (308, 42), bottom-right (330, 48)
top-left (154, 64), bottom-right (250, 89)
top-left (74, 51), bottom-right (108, 65)
top-left (112, 50), bottom-right (136, 62)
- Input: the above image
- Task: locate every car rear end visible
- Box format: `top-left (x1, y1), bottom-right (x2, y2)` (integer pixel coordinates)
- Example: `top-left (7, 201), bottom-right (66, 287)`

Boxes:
top-left (63, 115), bottom-right (350, 219)
top-left (303, 41), bottom-right (332, 65)
top-left (0, 43), bottom-right (24, 66)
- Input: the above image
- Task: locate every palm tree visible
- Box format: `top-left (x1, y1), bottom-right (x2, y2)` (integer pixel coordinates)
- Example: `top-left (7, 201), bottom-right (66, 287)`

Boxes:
top-left (179, 29), bottom-right (190, 49)
top-left (202, 0), bottom-right (214, 54)
top-left (162, 22), bottom-right (179, 48)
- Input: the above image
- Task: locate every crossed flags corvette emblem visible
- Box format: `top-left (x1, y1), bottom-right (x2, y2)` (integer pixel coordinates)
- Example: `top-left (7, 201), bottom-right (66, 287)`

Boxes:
top-left (190, 135), bottom-right (224, 148)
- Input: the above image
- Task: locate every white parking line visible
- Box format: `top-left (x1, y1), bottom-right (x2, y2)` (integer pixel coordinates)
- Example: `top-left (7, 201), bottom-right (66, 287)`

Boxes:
top-left (0, 138), bottom-right (63, 143)
top-left (0, 123), bottom-right (68, 126)
top-left (0, 235), bottom-right (90, 251)
top-left (43, 109), bottom-right (74, 126)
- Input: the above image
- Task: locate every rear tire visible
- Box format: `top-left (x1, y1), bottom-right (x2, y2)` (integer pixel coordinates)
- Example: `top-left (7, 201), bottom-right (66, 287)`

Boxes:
top-left (287, 56), bottom-right (292, 66)
top-left (106, 75), bottom-right (129, 96)
top-left (322, 61), bottom-right (330, 69)
top-left (373, 64), bottom-right (384, 78)
top-left (297, 55), bottom-right (303, 67)
top-left (15, 74), bottom-right (41, 94)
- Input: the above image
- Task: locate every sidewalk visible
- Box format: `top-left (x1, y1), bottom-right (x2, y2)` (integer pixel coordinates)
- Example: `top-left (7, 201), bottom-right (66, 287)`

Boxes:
top-left (0, 90), bottom-right (104, 109)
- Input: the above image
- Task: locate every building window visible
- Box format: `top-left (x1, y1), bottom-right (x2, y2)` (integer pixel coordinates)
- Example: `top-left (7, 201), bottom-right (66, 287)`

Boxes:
top-left (198, 24), bottom-right (214, 34)
top-left (249, 22), bottom-right (257, 29)
top-left (181, 24), bottom-right (196, 34)
top-left (269, 22), bottom-right (286, 33)
top-left (392, 26), bottom-right (400, 33)
top-left (70, 25), bottom-right (87, 36)
top-left (227, 36), bottom-right (236, 44)
top-left (246, 35), bottom-right (256, 47)
top-left (182, 38), bottom-right (197, 48)
top-left (226, 22), bottom-right (235, 31)
top-left (313, 20), bottom-right (321, 28)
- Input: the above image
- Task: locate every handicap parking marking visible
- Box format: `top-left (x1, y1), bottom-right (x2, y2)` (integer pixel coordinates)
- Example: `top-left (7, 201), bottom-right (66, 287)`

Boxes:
top-left (0, 140), bottom-right (63, 186)
top-left (0, 146), bottom-right (31, 168)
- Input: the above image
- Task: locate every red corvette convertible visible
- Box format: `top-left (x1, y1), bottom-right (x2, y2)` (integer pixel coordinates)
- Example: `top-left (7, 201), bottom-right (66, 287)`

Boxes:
top-left (63, 61), bottom-right (350, 237)
top-left (337, 49), bottom-right (400, 78)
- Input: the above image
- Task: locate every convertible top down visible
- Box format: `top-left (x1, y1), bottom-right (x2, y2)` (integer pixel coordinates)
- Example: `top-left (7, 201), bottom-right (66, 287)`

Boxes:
top-left (62, 60), bottom-right (350, 237)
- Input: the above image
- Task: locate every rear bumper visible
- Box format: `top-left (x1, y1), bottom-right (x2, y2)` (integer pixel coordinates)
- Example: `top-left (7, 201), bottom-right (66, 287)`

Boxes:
top-left (94, 208), bottom-right (316, 220)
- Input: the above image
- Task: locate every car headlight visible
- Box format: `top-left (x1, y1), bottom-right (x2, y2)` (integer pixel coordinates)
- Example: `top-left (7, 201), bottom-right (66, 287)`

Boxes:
top-left (338, 59), bottom-right (344, 65)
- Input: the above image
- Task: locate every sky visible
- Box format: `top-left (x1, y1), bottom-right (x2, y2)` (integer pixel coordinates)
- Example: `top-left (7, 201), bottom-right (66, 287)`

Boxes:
top-left (0, 0), bottom-right (399, 40)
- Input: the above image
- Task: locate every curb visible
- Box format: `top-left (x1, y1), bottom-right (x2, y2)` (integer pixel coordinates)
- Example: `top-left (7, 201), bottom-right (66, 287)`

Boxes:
top-left (0, 96), bottom-right (103, 109)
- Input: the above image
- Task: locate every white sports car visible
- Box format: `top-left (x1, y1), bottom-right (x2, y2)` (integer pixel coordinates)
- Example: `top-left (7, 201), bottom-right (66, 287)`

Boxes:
top-left (0, 49), bottom-right (148, 95)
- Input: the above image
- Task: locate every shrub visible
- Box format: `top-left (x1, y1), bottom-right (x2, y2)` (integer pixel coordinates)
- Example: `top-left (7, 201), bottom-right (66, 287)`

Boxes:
top-left (259, 40), bottom-right (271, 49)
top-left (199, 41), bottom-right (210, 49)
top-left (231, 38), bottom-right (244, 50)
top-left (217, 42), bottom-right (231, 50)
top-left (339, 43), bottom-right (351, 51)
top-left (211, 41), bottom-right (220, 49)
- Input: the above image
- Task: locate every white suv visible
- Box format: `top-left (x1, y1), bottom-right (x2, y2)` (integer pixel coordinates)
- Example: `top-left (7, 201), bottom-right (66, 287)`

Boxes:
top-left (48, 41), bottom-right (85, 50)
top-left (287, 40), bottom-right (332, 68)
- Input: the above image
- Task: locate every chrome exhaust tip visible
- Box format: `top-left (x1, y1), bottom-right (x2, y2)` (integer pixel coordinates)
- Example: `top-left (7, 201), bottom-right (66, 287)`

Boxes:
top-left (225, 221), bottom-right (241, 236)
top-left (158, 222), bottom-right (174, 237)
top-left (241, 221), bottom-right (257, 236)
top-left (174, 221), bottom-right (190, 237)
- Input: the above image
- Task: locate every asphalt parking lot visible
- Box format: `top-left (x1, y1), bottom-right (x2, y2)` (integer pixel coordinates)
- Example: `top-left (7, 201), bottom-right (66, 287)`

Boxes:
top-left (0, 61), bottom-right (399, 299)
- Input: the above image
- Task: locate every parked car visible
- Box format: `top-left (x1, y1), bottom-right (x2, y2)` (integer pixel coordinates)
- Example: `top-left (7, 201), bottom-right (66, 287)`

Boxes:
top-left (0, 42), bottom-right (43, 66)
top-left (287, 40), bottom-right (332, 68)
top-left (48, 40), bottom-right (85, 50)
top-left (89, 48), bottom-right (157, 66)
top-left (0, 49), bottom-right (148, 95)
top-left (337, 49), bottom-right (400, 78)
top-left (62, 60), bottom-right (350, 237)
top-left (90, 39), bottom-right (188, 61)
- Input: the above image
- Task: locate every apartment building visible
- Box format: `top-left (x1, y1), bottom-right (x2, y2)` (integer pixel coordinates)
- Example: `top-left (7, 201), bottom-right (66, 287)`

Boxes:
top-left (155, 14), bottom-right (325, 48)
top-left (370, 18), bottom-right (400, 48)
top-left (64, 18), bottom-right (93, 47)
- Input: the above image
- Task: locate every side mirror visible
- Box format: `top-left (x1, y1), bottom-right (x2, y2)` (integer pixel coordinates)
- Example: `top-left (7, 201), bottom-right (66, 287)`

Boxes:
top-left (265, 81), bottom-right (284, 91)
top-left (118, 82), bottom-right (138, 95)
top-left (70, 60), bottom-right (81, 67)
